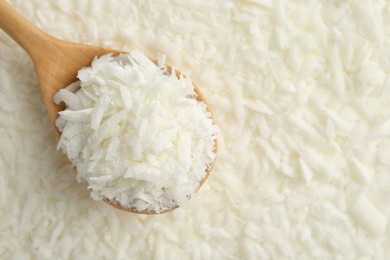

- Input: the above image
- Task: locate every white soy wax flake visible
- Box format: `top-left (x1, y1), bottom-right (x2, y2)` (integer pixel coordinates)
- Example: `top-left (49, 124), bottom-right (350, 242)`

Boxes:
top-left (350, 194), bottom-right (387, 237)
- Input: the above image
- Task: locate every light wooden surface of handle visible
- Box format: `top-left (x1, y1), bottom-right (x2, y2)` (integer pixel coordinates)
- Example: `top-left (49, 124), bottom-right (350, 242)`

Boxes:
top-left (0, 0), bottom-right (120, 127)
top-left (0, 0), bottom-right (54, 61)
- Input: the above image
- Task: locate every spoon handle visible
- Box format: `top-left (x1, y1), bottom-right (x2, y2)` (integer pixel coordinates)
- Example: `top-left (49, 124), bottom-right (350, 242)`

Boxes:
top-left (0, 0), bottom-right (51, 59)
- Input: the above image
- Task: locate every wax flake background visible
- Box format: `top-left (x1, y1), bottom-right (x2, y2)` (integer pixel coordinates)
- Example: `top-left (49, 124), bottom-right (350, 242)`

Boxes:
top-left (1, 0), bottom-right (390, 259)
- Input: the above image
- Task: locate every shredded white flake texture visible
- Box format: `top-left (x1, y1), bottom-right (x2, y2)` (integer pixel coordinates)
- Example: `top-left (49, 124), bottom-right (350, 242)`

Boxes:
top-left (54, 50), bottom-right (216, 213)
top-left (1, 0), bottom-right (390, 259)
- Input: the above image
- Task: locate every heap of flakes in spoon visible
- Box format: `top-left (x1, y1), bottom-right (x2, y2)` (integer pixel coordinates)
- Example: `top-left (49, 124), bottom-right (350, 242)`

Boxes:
top-left (54, 50), bottom-right (217, 213)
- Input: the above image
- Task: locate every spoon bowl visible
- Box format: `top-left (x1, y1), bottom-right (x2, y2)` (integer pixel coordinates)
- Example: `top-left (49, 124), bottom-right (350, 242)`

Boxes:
top-left (0, 0), bottom-right (217, 214)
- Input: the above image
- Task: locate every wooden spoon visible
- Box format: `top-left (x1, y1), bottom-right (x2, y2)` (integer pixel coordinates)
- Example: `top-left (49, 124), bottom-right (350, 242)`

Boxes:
top-left (0, 0), bottom-right (217, 214)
